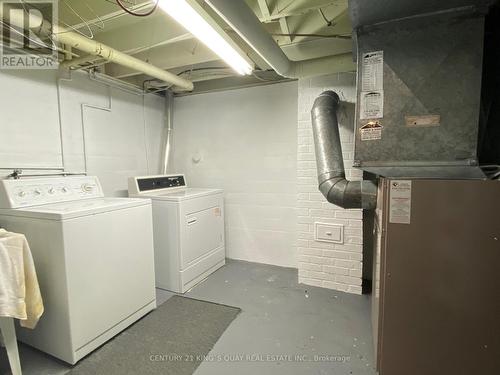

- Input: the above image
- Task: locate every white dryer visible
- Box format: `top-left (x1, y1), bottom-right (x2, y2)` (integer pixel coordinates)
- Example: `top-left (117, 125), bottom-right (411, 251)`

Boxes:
top-left (0, 176), bottom-right (156, 364)
top-left (128, 174), bottom-right (225, 293)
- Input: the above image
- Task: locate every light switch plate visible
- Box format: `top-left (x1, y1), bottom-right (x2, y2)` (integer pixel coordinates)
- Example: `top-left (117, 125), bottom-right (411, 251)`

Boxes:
top-left (315, 222), bottom-right (344, 244)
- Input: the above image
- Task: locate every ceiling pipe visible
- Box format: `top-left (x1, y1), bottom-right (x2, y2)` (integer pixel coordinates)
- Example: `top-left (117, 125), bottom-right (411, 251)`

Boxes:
top-left (205, 0), bottom-right (355, 78)
top-left (0, 6), bottom-right (193, 91)
top-left (59, 55), bottom-right (103, 69)
top-left (55, 25), bottom-right (194, 91)
top-left (311, 91), bottom-right (377, 209)
top-left (60, 33), bottom-right (195, 70)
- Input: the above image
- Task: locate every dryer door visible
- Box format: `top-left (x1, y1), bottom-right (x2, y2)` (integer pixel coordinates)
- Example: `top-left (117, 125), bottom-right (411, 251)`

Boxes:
top-left (180, 194), bottom-right (224, 269)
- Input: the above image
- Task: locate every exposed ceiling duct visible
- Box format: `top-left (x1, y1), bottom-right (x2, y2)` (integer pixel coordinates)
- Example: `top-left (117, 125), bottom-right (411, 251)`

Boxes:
top-left (205, 0), bottom-right (355, 78)
top-left (311, 91), bottom-right (377, 210)
top-left (0, 5), bottom-right (194, 91)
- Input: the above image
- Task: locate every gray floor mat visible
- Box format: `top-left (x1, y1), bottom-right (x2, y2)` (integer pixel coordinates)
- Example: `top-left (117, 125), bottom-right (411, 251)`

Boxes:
top-left (69, 295), bottom-right (241, 375)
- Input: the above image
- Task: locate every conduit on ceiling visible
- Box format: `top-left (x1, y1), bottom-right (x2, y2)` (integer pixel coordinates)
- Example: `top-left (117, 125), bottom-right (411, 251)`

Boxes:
top-left (0, 5), bottom-right (194, 91)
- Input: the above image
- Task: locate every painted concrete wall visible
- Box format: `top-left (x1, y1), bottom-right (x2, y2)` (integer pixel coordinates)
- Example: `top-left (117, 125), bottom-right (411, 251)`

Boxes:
top-left (0, 70), bottom-right (62, 169)
top-left (297, 73), bottom-right (364, 294)
top-left (0, 70), bottom-right (166, 197)
top-left (173, 82), bottom-right (298, 268)
top-left (0, 70), bottom-right (364, 294)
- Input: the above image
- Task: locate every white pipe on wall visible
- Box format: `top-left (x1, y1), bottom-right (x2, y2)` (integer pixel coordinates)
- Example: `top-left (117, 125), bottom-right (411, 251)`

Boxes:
top-left (161, 91), bottom-right (174, 174)
top-left (0, 6), bottom-right (194, 91)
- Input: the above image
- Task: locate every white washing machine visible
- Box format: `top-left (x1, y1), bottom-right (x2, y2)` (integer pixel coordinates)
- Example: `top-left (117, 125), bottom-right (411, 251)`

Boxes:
top-left (128, 174), bottom-right (225, 293)
top-left (0, 176), bottom-right (156, 364)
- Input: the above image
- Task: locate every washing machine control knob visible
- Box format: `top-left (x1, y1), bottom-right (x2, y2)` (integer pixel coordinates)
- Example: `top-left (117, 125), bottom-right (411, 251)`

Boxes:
top-left (34, 189), bottom-right (42, 196)
top-left (81, 184), bottom-right (94, 193)
top-left (18, 191), bottom-right (26, 197)
top-left (48, 188), bottom-right (55, 195)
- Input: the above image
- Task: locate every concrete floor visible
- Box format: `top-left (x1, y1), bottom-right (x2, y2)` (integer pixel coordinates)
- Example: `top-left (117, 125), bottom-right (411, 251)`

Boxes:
top-left (0, 260), bottom-right (376, 375)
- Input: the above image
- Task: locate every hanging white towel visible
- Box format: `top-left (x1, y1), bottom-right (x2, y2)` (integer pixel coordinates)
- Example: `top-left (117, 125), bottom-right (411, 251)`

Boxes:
top-left (0, 229), bottom-right (44, 329)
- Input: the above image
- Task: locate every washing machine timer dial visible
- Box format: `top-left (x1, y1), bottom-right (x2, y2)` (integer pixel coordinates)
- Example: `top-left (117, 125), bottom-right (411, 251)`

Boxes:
top-left (81, 183), bottom-right (94, 193)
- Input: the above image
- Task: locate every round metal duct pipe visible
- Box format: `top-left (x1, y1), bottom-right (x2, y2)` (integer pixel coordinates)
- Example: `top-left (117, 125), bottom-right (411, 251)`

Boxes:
top-left (311, 91), bottom-right (377, 209)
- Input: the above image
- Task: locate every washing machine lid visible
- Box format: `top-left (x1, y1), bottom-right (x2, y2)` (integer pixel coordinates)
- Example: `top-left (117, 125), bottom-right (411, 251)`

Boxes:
top-left (139, 188), bottom-right (223, 202)
top-left (0, 197), bottom-right (150, 220)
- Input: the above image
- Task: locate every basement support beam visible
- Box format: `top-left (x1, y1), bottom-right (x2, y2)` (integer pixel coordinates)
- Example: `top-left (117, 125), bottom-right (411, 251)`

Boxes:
top-left (256, 0), bottom-right (346, 22)
top-left (278, 17), bottom-right (292, 43)
top-left (257, 0), bottom-right (272, 21)
top-left (206, 0), bottom-right (355, 78)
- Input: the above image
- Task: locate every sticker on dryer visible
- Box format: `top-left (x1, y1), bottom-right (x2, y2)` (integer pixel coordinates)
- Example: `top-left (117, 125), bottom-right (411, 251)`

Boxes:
top-left (214, 207), bottom-right (221, 217)
top-left (360, 120), bottom-right (383, 141)
top-left (360, 90), bottom-right (384, 119)
top-left (389, 180), bottom-right (412, 224)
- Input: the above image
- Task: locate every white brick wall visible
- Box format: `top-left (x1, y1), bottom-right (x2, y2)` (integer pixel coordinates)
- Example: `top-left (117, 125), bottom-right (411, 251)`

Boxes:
top-left (297, 72), bottom-right (364, 295)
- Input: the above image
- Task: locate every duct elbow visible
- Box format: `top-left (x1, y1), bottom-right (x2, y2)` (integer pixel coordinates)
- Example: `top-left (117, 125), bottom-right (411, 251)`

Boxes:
top-left (319, 178), bottom-right (377, 210)
top-left (311, 90), bottom-right (378, 210)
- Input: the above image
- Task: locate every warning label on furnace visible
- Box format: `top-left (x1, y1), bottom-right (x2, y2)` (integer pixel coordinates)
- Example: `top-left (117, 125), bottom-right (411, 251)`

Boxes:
top-left (360, 90), bottom-right (384, 119)
top-left (360, 51), bottom-right (384, 119)
top-left (389, 180), bottom-right (412, 224)
top-left (361, 51), bottom-right (383, 92)
top-left (360, 120), bottom-right (383, 141)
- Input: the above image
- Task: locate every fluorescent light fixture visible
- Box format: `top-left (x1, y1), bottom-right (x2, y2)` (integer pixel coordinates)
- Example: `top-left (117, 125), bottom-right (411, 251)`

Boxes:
top-left (158, 0), bottom-right (253, 75)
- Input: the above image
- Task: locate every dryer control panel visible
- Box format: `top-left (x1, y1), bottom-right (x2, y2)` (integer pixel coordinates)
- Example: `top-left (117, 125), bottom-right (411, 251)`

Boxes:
top-left (0, 176), bottom-right (104, 208)
top-left (128, 174), bottom-right (187, 195)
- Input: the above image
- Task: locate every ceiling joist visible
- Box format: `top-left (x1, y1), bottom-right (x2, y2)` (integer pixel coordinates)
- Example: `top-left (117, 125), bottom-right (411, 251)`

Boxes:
top-left (54, 0), bottom-right (352, 91)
